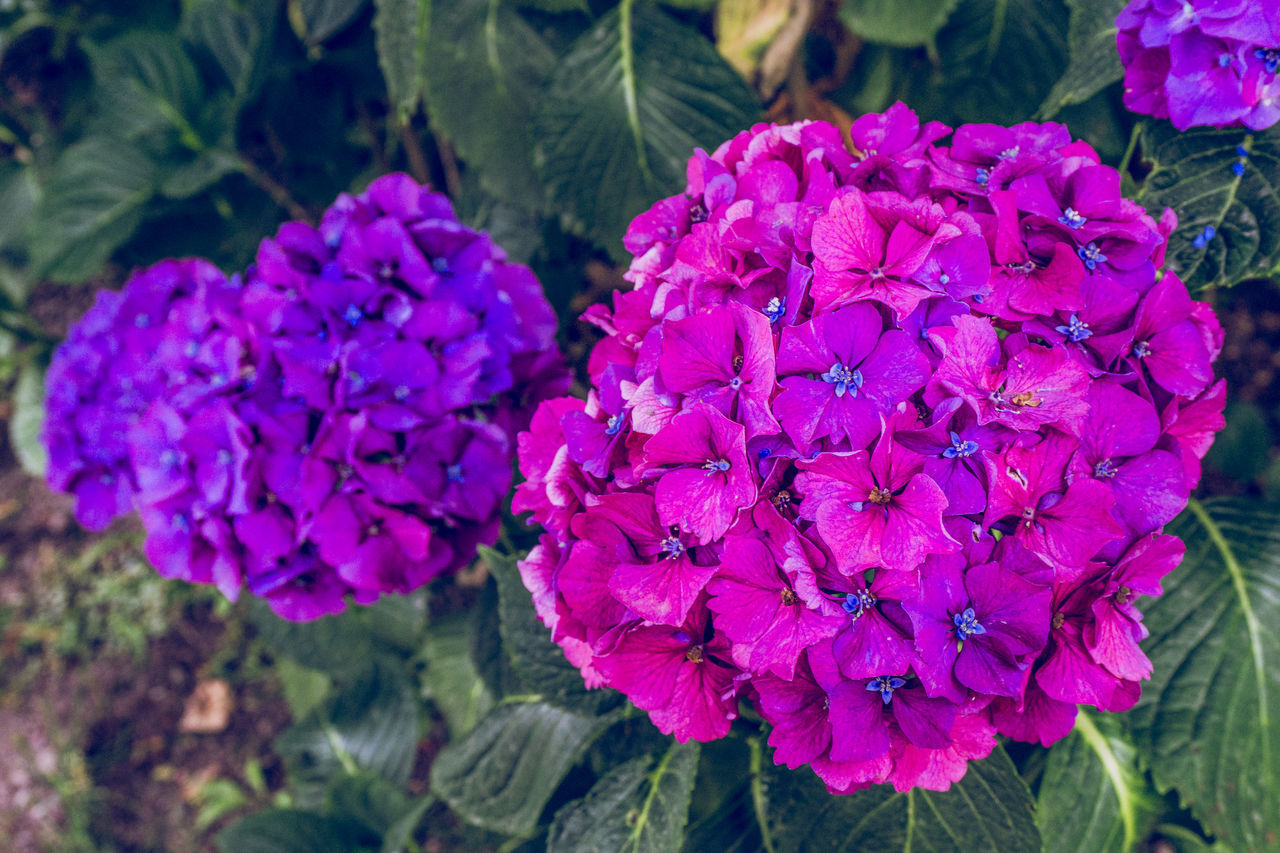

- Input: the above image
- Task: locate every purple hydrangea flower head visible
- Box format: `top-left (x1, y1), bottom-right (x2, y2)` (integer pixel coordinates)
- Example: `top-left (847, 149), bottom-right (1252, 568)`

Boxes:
top-left (515, 106), bottom-right (1223, 793)
top-left (1117, 0), bottom-right (1280, 128)
top-left (48, 175), bottom-right (568, 621)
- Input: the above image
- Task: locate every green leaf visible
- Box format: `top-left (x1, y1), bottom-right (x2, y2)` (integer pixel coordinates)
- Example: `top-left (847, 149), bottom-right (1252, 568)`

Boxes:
top-left (891, 0), bottom-right (1068, 127)
top-left (182, 0), bottom-right (276, 101)
top-left (275, 657), bottom-right (334, 721)
top-left (275, 659), bottom-right (418, 809)
top-left (216, 809), bottom-right (378, 853)
top-left (430, 699), bottom-right (619, 836)
top-left (379, 795), bottom-right (433, 853)
top-left (87, 31), bottom-right (206, 149)
top-left (422, 610), bottom-right (494, 737)
top-left (549, 741), bottom-right (700, 853)
top-left (1038, 0), bottom-right (1127, 118)
top-left (0, 161), bottom-right (38, 252)
top-left (327, 772), bottom-right (410, 836)
top-left (763, 744), bottom-right (1041, 852)
top-left (1203, 399), bottom-right (1273, 483)
top-left (516, 0), bottom-right (591, 11)
top-left (1128, 498), bottom-right (1280, 852)
top-left (28, 138), bottom-right (157, 283)
top-left (1036, 709), bottom-right (1159, 853)
top-left (373, 0), bottom-right (429, 119)
top-left (159, 149), bottom-right (243, 199)
top-left (8, 360), bottom-right (46, 478)
top-left (423, 0), bottom-right (557, 209)
top-left (250, 597), bottom-right (377, 676)
top-left (483, 546), bottom-right (621, 714)
top-left (534, 1), bottom-right (761, 257)
top-left (839, 0), bottom-right (960, 48)
top-left (1134, 123), bottom-right (1280, 292)
top-left (295, 0), bottom-right (369, 45)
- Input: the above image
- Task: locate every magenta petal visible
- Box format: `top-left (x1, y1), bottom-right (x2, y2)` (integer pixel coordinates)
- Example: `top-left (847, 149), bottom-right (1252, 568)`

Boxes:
top-left (610, 555), bottom-right (718, 626)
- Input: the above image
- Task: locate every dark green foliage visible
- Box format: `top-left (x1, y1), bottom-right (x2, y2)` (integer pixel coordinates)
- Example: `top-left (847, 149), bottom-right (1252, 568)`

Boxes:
top-left (838, 0), bottom-right (960, 49)
top-left (1134, 123), bottom-right (1280, 292)
top-left (1129, 499), bottom-right (1280, 852)
top-left (1038, 0), bottom-right (1127, 118)
top-left (216, 810), bottom-right (380, 852)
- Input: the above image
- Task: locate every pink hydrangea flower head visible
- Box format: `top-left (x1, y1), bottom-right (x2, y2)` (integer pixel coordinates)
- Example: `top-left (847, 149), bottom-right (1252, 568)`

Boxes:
top-left (515, 106), bottom-right (1222, 792)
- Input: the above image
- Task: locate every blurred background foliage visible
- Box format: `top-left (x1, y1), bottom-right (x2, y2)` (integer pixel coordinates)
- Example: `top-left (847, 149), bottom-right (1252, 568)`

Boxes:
top-left (1, 0), bottom-right (1278, 851)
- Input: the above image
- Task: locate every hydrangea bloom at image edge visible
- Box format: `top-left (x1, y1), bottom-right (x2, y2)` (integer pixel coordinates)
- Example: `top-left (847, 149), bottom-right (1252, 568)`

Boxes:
top-left (44, 174), bottom-right (569, 621)
top-left (515, 105), bottom-right (1225, 794)
top-left (1116, 0), bottom-right (1280, 129)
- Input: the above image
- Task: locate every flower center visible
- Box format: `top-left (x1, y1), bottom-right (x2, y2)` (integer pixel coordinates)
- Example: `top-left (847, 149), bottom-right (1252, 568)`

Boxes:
top-left (1055, 313), bottom-right (1092, 342)
top-left (866, 675), bottom-right (906, 705)
top-left (702, 458), bottom-right (731, 475)
top-left (1059, 207), bottom-right (1087, 229)
top-left (1010, 391), bottom-right (1041, 407)
top-left (821, 361), bottom-right (864, 398)
top-left (343, 303), bottom-right (364, 326)
top-left (975, 167), bottom-right (990, 187)
top-left (661, 536), bottom-right (685, 558)
top-left (1000, 146), bottom-right (1020, 160)
top-left (1052, 612), bottom-right (1066, 630)
top-left (394, 384), bottom-right (411, 400)
top-left (771, 489), bottom-right (793, 509)
top-left (1256, 47), bottom-right (1280, 74)
top-left (781, 588), bottom-right (799, 606)
top-left (953, 607), bottom-right (986, 642)
top-left (1094, 458), bottom-right (1117, 479)
top-left (942, 431), bottom-right (979, 459)
top-left (842, 589), bottom-right (876, 620)
top-left (446, 463), bottom-right (464, 483)
top-left (1133, 340), bottom-right (1151, 358)
top-left (763, 296), bottom-right (786, 324)
top-left (605, 413), bottom-right (624, 435)
top-left (686, 645), bottom-right (705, 664)
top-left (1077, 242), bottom-right (1107, 270)
top-left (867, 487), bottom-right (892, 506)
top-left (1115, 585), bottom-right (1132, 605)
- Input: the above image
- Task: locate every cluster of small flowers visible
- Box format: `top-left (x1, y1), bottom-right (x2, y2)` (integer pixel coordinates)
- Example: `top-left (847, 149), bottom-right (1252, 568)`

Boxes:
top-left (515, 104), bottom-right (1224, 793)
top-left (45, 174), bottom-right (568, 620)
top-left (1116, 0), bottom-right (1280, 130)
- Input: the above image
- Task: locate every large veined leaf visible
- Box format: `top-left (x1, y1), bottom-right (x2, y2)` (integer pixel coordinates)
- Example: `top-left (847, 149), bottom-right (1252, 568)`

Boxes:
top-left (838, 0), bottom-right (960, 49)
top-left (181, 0), bottom-right (276, 102)
top-left (1036, 709), bottom-right (1159, 853)
top-left (27, 137), bottom-right (157, 283)
top-left (1134, 123), bottom-right (1280, 292)
top-left (762, 745), bottom-right (1041, 852)
top-left (86, 32), bottom-right (205, 149)
top-left (9, 361), bottom-right (46, 478)
top-left (216, 810), bottom-right (378, 853)
top-left (430, 699), bottom-right (620, 836)
top-left (534, 0), bottom-right (761, 257)
top-left (421, 610), bottom-right (495, 737)
top-left (548, 741), bottom-right (700, 853)
top-left (423, 0), bottom-right (557, 210)
top-left (372, 0), bottom-right (428, 120)
top-left (1128, 499), bottom-right (1280, 851)
top-left (0, 161), bottom-right (38, 252)
top-left (893, 0), bottom-right (1068, 127)
top-left (275, 659), bottom-right (419, 809)
top-left (483, 546), bottom-right (621, 715)
top-left (1038, 0), bottom-right (1127, 118)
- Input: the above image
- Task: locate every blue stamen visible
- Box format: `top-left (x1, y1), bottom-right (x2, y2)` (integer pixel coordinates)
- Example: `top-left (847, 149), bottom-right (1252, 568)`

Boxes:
top-left (821, 361), bottom-right (864, 398)
top-left (1255, 47), bottom-right (1280, 74)
top-left (1094, 458), bottom-right (1118, 479)
top-left (1192, 225), bottom-right (1216, 248)
top-left (758, 447), bottom-right (772, 459)
top-left (446, 463), bottom-right (465, 483)
top-left (1054, 313), bottom-right (1092, 342)
top-left (661, 537), bottom-right (685, 558)
top-left (160, 449), bottom-right (180, 468)
top-left (1218, 52), bottom-right (1233, 67)
top-left (975, 167), bottom-right (990, 187)
top-left (763, 296), bottom-right (786, 324)
top-left (1000, 146), bottom-right (1020, 160)
top-left (866, 675), bottom-right (907, 705)
top-left (605, 413), bottom-right (624, 435)
top-left (953, 607), bottom-right (986, 642)
top-left (1237, 144), bottom-right (1249, 157)
top-left (1077, 242), bottom-right (1107, 270)
top-left (702, 458), bottom-right (731, 475)
top-left (1233, 161), bottom-right (1246, 177)
top-left (1133, 339), bottom-right (1151, 358)
top-left (432, 256), bottom-right (452, 275)
top-left (941, 431), bottom-right (979, 459)
top-left (842, 589), bottom-right (876, 620)
top-left (394, 384), bottom-right (410, 401)
top-left (1059, 207), bottom-right (1087, 229)
top-left (184, 341), bottom-right (200, 359)
top-left (343, 304), bottom-right (363, 326)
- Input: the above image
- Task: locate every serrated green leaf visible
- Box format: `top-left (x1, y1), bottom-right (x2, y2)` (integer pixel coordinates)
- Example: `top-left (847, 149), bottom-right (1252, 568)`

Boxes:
top-left (839, 0), bottom-right (960, 48)
top-left (160, 149), bottom-right (243, 199)
top-left (28, 137), bottom-right (157, 283)
top-left (763, 745), bottom-right (1040, 852)
top-left (482, 546), bottom-right (622, 714)
top-left (327, 772), bottom-right (410, 836)
top-left (0, 161), bottom-right (38, 252)
top-left (1128, 498), bottom-right (1280, 852)
top-left (1038, 0), bottom-right (1127, 118)
top-left (373, 0), bottom-right (428, 119)
top-left (216, 809), bottom-right (379, 853)
top-left (549, 741), bottom-right (700, 853)
top-left (535, 1), bottom-right (761, 257)
top-left (1036, 709), bottom-right (1159, 853)
top-left (250, 597), bottom-right (377, 676)
top-left (423, 0), bottom-right (557, 209)
top-left (87, 31), bottom-right (205, 149)
top-left (1134, 123), bottom-right (1280, 292)
top-left (275, 658), bottom-right (418, 809)
top-left (295, 0), bottom-right (369, 45)
top-left (430, 700), bottom-right (619, 836)
top-left (889, 0), bottom-right (1068, 127)
top-left (423, 610), bottom-right (494, 737)
top-left (9, 360), bottom-right (46, 478)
